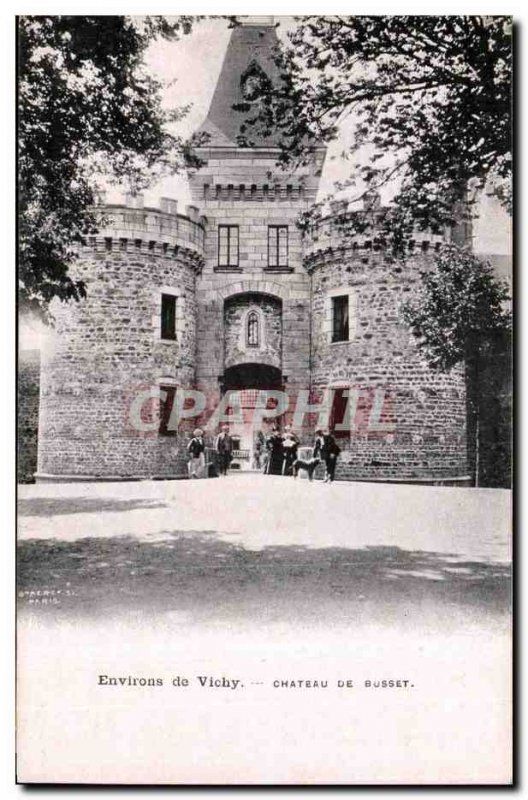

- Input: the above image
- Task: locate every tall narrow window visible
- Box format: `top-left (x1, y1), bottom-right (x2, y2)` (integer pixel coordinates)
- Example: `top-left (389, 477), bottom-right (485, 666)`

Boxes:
top-left (161, 294), bottom-right (177, 340)
top-left (330, 388), bottom-right (349, 438)
top-left (268, 225), bottom-right (288, 268)
top-left (218, 225), bottom-right (239, 268)
top-left (159, 385), bottom-right (177, 436)
top-left (332, 295), bottom-right (349, 342)
top-left (247, 311), bottom-right (260, 347)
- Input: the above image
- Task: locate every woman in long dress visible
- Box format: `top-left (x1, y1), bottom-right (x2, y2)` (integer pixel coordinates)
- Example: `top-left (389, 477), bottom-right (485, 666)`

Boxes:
top-left (282, 427), bottom-right (299, 476)
top-left (265, 425), bottom-right (284, 475)
top-left (187, 428), bottom-right (206, 478)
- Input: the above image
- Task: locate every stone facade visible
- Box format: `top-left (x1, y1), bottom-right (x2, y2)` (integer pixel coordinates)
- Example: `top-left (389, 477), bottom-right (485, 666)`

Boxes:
top-left (224, 293), bottom-right (282, 372)
top-left (305, 218), bottom-right (468, 481)
top-left (188, 148), bottom-right (319, 432)
top-left (37, 204), bottom-right (204, 480)
top-left (35, 196), bottom-right (469, 482)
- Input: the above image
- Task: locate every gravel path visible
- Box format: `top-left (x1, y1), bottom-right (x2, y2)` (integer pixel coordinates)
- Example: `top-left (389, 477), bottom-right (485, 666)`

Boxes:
top-left (17, 476), bottom-right (511, 631)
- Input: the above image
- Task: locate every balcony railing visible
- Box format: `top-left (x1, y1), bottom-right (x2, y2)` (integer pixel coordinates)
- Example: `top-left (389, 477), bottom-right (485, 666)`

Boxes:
top-left (232, 449), bottom-right (251, 460)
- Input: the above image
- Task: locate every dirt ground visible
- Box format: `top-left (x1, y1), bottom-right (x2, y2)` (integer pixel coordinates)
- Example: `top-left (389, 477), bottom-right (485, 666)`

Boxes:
top-left (17, 475), bottom-right (511, 634)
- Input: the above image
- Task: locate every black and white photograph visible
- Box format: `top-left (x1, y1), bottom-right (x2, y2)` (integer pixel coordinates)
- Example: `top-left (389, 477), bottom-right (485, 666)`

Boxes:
top-left (15, 11), bottom-right (512, 785)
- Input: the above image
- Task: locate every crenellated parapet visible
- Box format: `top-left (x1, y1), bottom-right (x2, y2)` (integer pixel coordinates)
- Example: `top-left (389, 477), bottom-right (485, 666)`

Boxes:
top-left (84, 196), bottom-right (207, 272)
top-left (198, 179), bottom-right (308, 203)
top-left (189, 147), bottom-right (325, 207)
top-left (303, 205), bottom-right (447, 272)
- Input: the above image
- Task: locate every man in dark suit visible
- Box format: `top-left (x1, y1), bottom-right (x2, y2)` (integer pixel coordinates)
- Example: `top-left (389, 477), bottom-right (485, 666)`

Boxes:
top-left (313, 428), bottom-right (341, 483)
top-left (214, 424), bottom-right (234, 476)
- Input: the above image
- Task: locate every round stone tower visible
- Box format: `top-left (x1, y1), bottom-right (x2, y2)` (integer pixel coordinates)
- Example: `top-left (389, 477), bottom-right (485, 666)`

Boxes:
top-left (305, 203), bottom-right (469, 483)
top-left (37, 196), bottom-right (205, 481)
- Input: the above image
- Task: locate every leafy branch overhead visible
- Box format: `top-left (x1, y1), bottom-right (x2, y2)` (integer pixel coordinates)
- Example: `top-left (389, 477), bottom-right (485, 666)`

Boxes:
top-left (18, 15), bottom-right (201, 315)
top-left (237, 16), bottom-right (512, 247)
top-left (401, 245), bottom-right (511, 372)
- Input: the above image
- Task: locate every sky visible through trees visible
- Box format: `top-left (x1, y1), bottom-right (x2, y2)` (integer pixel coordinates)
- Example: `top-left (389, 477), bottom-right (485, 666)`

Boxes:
top-left (144, 16), bottom-right (511, 256)
top-left (19, 15), bottom-right (512, 347)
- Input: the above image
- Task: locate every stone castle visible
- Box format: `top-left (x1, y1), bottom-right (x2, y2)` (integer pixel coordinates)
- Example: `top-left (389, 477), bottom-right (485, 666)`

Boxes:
top-left (31, 19), bottom-right (472, 484)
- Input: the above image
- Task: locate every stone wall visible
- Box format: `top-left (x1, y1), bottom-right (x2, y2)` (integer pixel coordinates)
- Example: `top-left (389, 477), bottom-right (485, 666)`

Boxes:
top-left (37, 203), bottom-right (204, 480)
top-left (18, 349), bottom-right (40, 483)
top-left (306, 232), bottom-right (468, 481)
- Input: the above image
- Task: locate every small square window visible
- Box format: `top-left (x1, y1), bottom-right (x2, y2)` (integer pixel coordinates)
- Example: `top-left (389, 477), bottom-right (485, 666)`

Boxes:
top-left (161, 294), bottom-right (177, 341)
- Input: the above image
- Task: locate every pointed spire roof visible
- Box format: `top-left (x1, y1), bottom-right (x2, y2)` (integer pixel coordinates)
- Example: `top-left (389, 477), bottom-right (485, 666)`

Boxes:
top-left (197, 20), bottom-right (283, 148)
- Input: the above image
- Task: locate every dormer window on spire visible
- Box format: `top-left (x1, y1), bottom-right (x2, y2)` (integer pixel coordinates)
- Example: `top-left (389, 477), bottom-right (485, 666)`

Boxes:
top-left (240, 60), bottom-right (269, 102)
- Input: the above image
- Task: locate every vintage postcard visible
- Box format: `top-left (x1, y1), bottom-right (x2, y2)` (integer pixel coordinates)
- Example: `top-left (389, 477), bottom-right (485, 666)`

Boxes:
top-left (16, 13), bottom-right (512, 784)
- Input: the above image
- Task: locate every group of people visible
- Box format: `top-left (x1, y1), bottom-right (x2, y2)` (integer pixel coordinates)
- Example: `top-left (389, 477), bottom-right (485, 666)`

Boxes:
top-left (263, 424), bottom-right (301, 476)
top-left (186, 424), bottom-right (341, 482)
top-left (264, 425), bottom-right (341, 482)
top-left (186, 424), bottom-right (234, 479)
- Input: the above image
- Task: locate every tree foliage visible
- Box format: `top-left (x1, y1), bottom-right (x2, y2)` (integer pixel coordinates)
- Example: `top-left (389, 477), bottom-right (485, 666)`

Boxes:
top-left (18, 15), bottom-right (200, 315)
top-left (401, 245), bottom-right (511, 372)
top-left (236, 16), bottom-right (512, 248)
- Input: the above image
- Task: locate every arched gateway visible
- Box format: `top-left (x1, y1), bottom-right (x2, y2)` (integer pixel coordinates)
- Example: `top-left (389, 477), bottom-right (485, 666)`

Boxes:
top-left (223, 363), bottom-right (282, 391)
top-left (222, 290), bottom-right (284, 469)
top-left (222, 363), bottom-right (284, 471)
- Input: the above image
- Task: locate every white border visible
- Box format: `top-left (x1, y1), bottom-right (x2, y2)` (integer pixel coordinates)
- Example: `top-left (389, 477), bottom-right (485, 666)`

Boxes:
top-left (3, 4), bottom-right (523, 798)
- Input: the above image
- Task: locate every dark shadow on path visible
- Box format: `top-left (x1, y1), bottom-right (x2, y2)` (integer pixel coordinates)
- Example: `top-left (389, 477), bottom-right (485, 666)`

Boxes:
top-left (18, 497), bottom-right (167, 517)
top-left (17, 533), bottom-right (511, 632)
